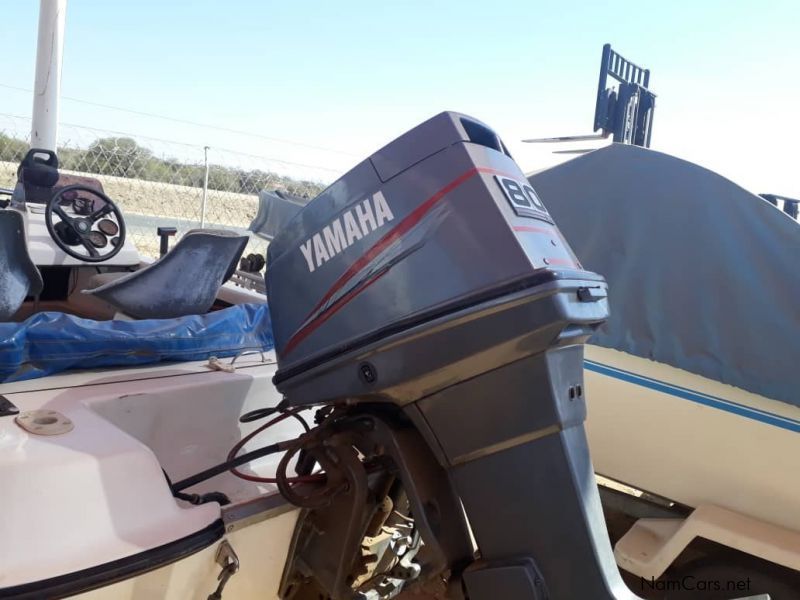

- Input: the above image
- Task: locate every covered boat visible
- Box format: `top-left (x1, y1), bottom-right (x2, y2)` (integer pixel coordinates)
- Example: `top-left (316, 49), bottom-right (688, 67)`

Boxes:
top-left (529, 142), bottom-right (800, 583)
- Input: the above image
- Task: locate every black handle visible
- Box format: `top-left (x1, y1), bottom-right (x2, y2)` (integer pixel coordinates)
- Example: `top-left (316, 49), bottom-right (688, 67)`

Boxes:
top-left (22, 148), bottom-right (59, 169)
top-left (157, 226), bottom-right (178, 257)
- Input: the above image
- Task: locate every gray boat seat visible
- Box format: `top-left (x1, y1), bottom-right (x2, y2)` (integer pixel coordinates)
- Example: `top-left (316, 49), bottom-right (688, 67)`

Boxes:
top-left (83, 228), bottom-right (249, 319)
top-left (0, 210), bottom-right (43, 320)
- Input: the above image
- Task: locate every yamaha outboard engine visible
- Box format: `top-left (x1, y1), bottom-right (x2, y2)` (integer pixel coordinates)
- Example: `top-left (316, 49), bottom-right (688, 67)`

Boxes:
top-left (267, 112), bottom-right (635, 599)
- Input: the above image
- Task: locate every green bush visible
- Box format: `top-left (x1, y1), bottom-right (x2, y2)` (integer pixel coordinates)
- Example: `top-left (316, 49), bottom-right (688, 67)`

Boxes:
top-left (0, 132), bottom-right (29, 162)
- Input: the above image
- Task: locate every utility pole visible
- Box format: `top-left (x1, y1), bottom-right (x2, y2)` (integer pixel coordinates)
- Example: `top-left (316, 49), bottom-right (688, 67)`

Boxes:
top-left (31, 0), bottom-right (67, 151)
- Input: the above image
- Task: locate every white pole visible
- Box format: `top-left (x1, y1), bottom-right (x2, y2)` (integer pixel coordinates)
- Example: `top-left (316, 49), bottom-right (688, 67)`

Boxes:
top-left (31, 0), bottom-right (67, 152)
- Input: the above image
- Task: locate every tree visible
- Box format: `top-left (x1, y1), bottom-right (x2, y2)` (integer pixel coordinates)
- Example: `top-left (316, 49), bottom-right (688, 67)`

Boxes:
top-left (79, 137), bottom-right (152, 177)
top-left (206, 165), bottom-right (239, 192)
top-left (0, 132), bottom-right (29, 162)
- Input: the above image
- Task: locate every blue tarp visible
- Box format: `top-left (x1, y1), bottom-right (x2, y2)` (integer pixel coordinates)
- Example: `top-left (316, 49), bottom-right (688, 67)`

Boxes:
top-left (0, 303), bottom-right (274, 383)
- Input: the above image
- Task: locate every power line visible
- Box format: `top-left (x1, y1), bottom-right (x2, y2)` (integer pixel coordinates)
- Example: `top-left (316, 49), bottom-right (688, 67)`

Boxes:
top-left (0, 82), bottom-right (359, 157)
top-left (0, 111), bottom-right (343, 175)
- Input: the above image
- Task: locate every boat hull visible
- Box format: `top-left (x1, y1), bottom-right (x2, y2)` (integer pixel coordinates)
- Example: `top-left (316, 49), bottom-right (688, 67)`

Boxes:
top-left (69, 511), bottom-right (298, 600)
top-left (0, 355), bottom-right (302, 599)
top-left (584, 345), bottom-right (800, 533)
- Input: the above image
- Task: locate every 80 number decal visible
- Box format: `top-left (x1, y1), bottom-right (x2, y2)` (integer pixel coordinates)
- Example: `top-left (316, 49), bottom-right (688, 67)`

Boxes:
top-left (495, 176), bottom-right (552, 223)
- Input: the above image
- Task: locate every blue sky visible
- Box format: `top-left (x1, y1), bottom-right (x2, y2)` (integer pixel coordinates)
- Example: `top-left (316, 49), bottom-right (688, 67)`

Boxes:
top-left (1, 1), bottom-right (799, 193)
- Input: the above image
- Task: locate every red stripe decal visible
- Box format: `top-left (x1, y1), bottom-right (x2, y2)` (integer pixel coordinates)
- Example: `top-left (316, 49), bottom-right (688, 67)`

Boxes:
top-left (284, 269), bottom-right (390, 355)
top-left (512, 225), bottom-right (553, 235)
top-left (283, 165), bottom-right (518, 355)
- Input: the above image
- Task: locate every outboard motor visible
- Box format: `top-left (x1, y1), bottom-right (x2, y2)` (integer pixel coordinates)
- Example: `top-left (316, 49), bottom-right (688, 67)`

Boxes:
top-left (267, 112), bottom-right (635, 599)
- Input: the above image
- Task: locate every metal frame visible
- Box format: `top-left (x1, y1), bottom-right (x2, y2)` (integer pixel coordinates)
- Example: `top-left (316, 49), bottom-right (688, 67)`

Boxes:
top-left (760, 193), bottom-right (799, 219)
top-left (593, 44), bottom-right (656, 147)
top-left (523, 43), bottom-right (656, 148)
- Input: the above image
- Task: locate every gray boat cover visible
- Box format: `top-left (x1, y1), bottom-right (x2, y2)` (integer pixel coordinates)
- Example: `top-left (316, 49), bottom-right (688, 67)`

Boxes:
top-left (529, 143), bottom-right (799, 407)
top-left (249, 190), bottom-right (311, 241)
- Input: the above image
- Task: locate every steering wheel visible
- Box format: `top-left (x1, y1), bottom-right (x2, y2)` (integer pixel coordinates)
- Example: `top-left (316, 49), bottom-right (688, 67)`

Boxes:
top-left (45, 184), bottom-right (127, 262)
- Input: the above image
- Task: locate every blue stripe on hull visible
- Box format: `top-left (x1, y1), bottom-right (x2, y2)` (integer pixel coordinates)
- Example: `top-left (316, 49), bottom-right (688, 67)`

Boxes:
top-left (584, 360), bottom-right (800, 434)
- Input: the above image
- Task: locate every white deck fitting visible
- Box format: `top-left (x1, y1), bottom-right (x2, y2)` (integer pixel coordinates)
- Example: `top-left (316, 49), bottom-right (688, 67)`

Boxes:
top-left (615, 504), bottom-right (800, 580)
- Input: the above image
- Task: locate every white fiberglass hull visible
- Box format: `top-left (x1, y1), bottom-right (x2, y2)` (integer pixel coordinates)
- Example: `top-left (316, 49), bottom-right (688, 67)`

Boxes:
top-left (584, 345), bottom-right (800, 533)
top-left (0, 355), bottom-right (302, 599)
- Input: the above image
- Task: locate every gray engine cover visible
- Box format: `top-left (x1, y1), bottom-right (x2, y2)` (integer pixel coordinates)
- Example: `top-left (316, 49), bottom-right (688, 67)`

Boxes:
top-left (267, 112), bottom-right (581, 376)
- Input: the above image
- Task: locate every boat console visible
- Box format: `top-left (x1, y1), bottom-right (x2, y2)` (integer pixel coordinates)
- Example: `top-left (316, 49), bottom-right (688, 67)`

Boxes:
top-left (0, 148), bottom-right (261, 323)
top-left (12, 149), bottom-right (140, 267)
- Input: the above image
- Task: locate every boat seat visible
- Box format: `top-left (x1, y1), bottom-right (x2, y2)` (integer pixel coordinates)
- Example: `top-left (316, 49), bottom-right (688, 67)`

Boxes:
top-left (82, 229), bottom-right (249, 319)
top-left (0, 210), bottom-right (43, 320)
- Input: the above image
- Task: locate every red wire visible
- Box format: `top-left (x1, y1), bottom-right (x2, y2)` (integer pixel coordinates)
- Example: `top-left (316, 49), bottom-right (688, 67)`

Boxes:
top-left (227, 408), bottom-right (326, 484)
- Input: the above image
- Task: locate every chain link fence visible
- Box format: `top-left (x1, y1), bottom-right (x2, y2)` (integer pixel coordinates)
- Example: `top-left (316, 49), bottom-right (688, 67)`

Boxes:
top-left (0, 112), bottom-right (336, 259)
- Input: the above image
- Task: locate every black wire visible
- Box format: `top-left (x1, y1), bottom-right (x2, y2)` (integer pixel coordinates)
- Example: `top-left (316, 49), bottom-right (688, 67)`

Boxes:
top-left (240, 399), bottom-right (288, 423)
top-left (239, 406), bottom-right (279, 423)
top-left (178, 490), bottom-right (231, 506)
top-left (240, 402), bottom-right (311, 433)
top-left (161, 469), bottom-right (231, 506)
top-left (171, 442), bottom-right (282, 492)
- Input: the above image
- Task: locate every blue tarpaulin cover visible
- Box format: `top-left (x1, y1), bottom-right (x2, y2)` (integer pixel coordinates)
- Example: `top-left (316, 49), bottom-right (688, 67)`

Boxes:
top-left (0, 303), bottom-right (273, 383)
